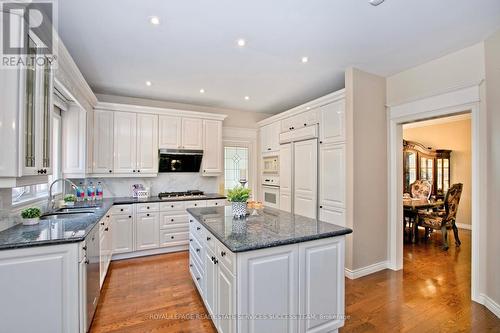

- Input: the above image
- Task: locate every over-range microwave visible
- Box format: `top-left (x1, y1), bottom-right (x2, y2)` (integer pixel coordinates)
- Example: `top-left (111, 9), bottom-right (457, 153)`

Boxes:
top-left (262, 155), bottom-right (279, 174)
top-left (158, 149), bottom-right (203, 172)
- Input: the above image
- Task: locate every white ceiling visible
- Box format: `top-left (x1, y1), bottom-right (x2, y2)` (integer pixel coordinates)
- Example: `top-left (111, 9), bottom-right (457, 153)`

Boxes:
top-left (57, 0), bottom-right (500, 113)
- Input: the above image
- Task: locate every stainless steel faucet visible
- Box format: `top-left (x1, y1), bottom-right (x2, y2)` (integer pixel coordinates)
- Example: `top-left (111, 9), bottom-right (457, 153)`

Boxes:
top-left (47, 178), bottom-right (78, 211)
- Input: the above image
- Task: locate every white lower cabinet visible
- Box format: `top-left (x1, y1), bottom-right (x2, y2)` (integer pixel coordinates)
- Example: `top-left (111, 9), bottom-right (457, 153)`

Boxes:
top-left (189, 214), bottom-right (346, 333)
top-left (135, 212), bottom-right (160, 250)
top-left (112, 213), bottom-right (135, 254)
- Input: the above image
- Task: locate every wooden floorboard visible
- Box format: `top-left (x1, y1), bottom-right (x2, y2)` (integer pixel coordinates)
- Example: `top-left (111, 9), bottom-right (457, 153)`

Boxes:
top-left (90, 229), bottom-right (500, 333)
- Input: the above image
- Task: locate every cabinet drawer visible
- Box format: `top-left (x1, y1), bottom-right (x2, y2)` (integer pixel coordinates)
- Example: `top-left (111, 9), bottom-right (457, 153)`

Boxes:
top-left (159, 212), bottom-right (188, 229)
top-left (189, 236), bottom-right (204, 269)
top-left (160, 231), bottom-right (189, 247)
top-left (159, 201), bottom-right (186, 212)
top-left (216, 241), bottom-right (235, 274)
top-left (189, 257), bottom-right (204, 294)
top-left (205, 231), bottom-right (216, 253)
top-left (189, 218), bottom-right (206, 241)
top-left (136, 202), bottom-right (159, 213)
top-left (185, 200), bottom-right (207, 209)
top-left (109, 204), bottom-right (133, 215)
top-left (206, 199), bottom-right (226, 207)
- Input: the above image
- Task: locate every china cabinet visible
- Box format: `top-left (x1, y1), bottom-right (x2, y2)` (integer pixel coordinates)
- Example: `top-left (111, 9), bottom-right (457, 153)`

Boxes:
top-left (403, 140), bottom-right (451, 199)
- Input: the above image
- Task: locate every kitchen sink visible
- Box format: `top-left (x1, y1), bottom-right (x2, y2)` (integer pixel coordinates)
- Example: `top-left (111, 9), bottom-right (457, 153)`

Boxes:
top-left (40, 212), bottom-right (95, 220)
top-left (57, 207), bottom-right (100, 213)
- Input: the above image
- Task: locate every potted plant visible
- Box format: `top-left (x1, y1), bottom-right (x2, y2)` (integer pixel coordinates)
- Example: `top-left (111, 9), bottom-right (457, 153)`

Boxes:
top-left (227, 186), bottom-right (251, 218)
top-left (64, 194), bottom-right (77, 206)
top-left (21, 207), bottom-right (42, 225)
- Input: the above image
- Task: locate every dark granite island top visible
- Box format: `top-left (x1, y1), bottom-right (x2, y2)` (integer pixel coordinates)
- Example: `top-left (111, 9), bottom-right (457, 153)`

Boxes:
top-left (186, 206), bottom-right (352, 253)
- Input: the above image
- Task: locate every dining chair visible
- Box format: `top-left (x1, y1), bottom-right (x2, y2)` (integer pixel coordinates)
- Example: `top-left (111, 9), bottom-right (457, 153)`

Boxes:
top-left (410, 179), bottom-right (432, 199)
top-left (417, 183), bottom-right (463, 250)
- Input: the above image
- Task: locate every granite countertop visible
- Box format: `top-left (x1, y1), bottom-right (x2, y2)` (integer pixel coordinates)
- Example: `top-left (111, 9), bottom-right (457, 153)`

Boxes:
top-left (186, 206), bottom-right (353, 252)
top-left (0, 194), bottom-right (226, 251)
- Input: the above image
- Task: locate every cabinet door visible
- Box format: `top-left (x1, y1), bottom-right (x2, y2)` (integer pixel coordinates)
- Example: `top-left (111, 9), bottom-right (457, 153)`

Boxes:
top-left (159, 115), bottom-right (181, 149)
top-left (136, 114), bottom-right (158, 174)
top-left (294, 139), bottom-right (318, 219)
top-left (62, 106), bottom-right (86, 175)
top-left (299, 237), bottom-right (345, 333)
top-left (135, 212), bottom-right (159, 250)
top-left (319, 206), bottom-right (345, 226)
top-left (319, 143), bottom-right (345, 209)
top-left (113, 112), bottom-right (137, 173)
top-left (319, 100), bottom-right (345, 144)
top-left (217, 263), bottom-right (236, 333)
top-left (205, 250), bottom-right (217, 318)
top-left (112, 215), bottom-right (134, 254)
top-left (93, 110), bottom-right (114, 174)
top-left (279, 143), bottom-right (292, 212)
top-left (181, 118), bottom-right (203, 149)
top-left (280, 189), bottom-right (292, 213)
top-left (260, 125), bottom-right (270, 153)
top-left (202, 120), bottom-right (222, 175)
top-left (40, 59), bottom-right (53, 175)
top-left (237, 244), bottom-right (299, 333)
top-left (269, 121), bottom-right (281, 152)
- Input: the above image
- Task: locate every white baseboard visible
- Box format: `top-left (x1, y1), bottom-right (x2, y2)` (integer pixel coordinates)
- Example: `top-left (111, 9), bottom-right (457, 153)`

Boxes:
top-left (112, 245), bottom-right (188, 261)
top-left (479, 293), bottom-right (500, 318)
top-left (345, 261), bottom-right (389, 279)
top-left (456, 223), bottom-right (472, 230)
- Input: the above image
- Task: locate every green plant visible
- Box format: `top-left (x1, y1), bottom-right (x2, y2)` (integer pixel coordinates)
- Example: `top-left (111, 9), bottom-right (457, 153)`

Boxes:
top-left (64, 194), bottom-right (77, 203)
top-left (21, 207), bottom-right (41, 219)
top-left (227, 186), bottom-right (251, 202)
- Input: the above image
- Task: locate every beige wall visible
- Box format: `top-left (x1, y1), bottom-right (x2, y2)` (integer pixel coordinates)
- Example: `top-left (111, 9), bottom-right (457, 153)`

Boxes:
top-left (96, 93), bottom-right (271, 129)
top-left (386, 43), bottom-right (485, 106)
top-left (346, 67), bottom-right (388, 271)
top-left (484, 28), bottom-right (500, 313)
top-left (403, 118), bottom-right (472, 226)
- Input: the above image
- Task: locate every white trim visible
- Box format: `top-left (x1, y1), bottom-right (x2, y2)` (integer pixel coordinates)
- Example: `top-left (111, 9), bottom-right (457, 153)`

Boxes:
top-left (111, 246), bottom-right (188, 261)
top-left (344, 261), bottom-right (389, 280)
top-left (402, 113), bottom-right (471, 129)
top-left (387, 84), bottom-right (487, 306)
top-left (95, 101), bottom-right (228, 121)
top-left (223, 127), bottom-right (258, 140)
top-left (257, 89), bottom-right (345, 126)
top-left (479, 294), bottom-right (500, 319)
top-left (456, 223), bottom-right (472, 230)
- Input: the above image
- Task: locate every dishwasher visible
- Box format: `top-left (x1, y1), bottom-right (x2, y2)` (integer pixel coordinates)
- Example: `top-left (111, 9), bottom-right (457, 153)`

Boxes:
top-left (83, 225), bottom-right (100, 332)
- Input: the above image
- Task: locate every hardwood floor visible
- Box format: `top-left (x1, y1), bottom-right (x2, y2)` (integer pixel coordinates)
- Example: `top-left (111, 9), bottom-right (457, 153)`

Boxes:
top-left (90, 229), bottom-right (500, 333)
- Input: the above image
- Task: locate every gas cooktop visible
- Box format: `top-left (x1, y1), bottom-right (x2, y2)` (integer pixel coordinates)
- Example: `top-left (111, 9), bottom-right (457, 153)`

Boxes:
top-left (158, 190), bottom-right (206, 199)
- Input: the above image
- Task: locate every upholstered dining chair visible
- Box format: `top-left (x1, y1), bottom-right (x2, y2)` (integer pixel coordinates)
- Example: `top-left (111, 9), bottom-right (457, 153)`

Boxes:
top-left (417, 183), bottom-right (463, 250)
top-left (410, 179), bottom-right (432, 199)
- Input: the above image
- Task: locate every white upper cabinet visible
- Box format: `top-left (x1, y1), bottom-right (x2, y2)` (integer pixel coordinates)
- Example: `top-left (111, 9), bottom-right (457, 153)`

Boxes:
top-left (93, 110), bottom-right (114, 174)
top-left (260, 121), bottom-right (280, 153)
top-left (281, 109), bottom-right (318, 133)
top-left (202, 120), bottom-right (223, 176)
top-left (319, 143), bottom-right (346, 209)
top-left (293, 139), bottom-right (318, 219)
top-left (113, 111), bottom-right (137, 174)
top-left (62, 105), bottom-right (90, 177)
top-left (136, 114), bottom-right (158, 174)
top-left (159, 115), bottom-right (181, 149)
top-left (319, 99), bottom-right (345, 144)
top-left (181, 118), bottom-right (203, 149)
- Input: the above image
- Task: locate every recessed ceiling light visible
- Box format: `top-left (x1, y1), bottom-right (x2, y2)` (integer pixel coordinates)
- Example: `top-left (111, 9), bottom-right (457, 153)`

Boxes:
top-left (244, 96), bottom-right (250, 100)
top-left (301, 56), bottom-right (309, 63)
top-left (200, 88), bottom-right (205, 94)
top-left (369, 0), bottom-right (385, 6)
top-left (237, 38), bottom-right (246, 47)
top-left (149, 16), bottom-right (160, 25)
top-left (306, 107), bottom-right (311, 110)
top-left (145, 81), bottom-right (152, 86)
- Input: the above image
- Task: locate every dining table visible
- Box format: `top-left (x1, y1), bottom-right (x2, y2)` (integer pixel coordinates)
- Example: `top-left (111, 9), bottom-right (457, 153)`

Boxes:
top-left (403, 198), bottom-right (445, 243)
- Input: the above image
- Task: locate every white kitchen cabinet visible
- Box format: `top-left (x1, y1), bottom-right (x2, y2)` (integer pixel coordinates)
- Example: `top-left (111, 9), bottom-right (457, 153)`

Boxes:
top-left (238, 244), bottom-right (299, 333)
top-left (260, 121), bottom-right (281, 153)
top-left (63, 104), bottom-right (93, 177)
top-left (279, 143), bottom-right (292, 212)
top-left (113, 111), bottom-right (137, 173)
top-left (136, 113), bottom-right (158, 174)
top-left (319, 143), bottom-right (346, 209)
top-left (294, 139), bottom-right (318, 219)
top-left (93, 110), bottom-right (114, 174)
top-left (298, 237), bottom-right (345, 333)
top-left (112, 214), bottom-right (134, 254)
top-left (181, 118), bottom-right (203, 149)
top-left (205, 249), bottom-right (218, 317)
top-left (99, 214), bottom-right (113, 288)
top-left (202, 120), bottom-right (223, 175)
top-left (319, 100), bottom-right (345, 144)
top-left (281, 109), bottom-right (318, 132)
top-left (319, 206), bottom-right (346, 227)
top-left (217, 260), bottom-right (237, 333)
top-left (136, 212), bottom-right (160, 250)
top-left (0, 243), bottom-right (80, 333)
top-left (159, 115), bottom-right (181, 149)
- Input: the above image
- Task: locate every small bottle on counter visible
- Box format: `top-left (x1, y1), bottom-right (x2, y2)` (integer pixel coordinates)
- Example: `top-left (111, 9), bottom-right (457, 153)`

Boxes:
top-left (76, 182), bottom-right (85, 202)
top-left (96, 182), bottom-right (103, 200)
top-left (87, 182), bottom-right (96, 201)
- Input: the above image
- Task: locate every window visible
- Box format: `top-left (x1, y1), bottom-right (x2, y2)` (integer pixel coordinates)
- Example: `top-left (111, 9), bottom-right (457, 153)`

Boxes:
top-left (224, 146), bottom-right (249, 191)
top-left (12, 108), bottom-right (62, 205)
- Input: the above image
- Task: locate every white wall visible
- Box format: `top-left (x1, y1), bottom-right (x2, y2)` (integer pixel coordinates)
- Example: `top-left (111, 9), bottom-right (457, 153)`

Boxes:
top-left (387, 43), bottom-right (485, 106)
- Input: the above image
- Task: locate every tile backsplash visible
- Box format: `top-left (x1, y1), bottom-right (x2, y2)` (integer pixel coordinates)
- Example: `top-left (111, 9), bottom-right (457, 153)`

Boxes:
top-left (71, 173), bottom-right (219, 198)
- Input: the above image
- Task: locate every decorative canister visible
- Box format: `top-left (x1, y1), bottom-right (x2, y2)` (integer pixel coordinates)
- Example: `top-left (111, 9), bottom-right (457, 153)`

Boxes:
top-left (231, 201), bottom-right (247, 218)
top-left (22, 218), bottom-right (40, 226)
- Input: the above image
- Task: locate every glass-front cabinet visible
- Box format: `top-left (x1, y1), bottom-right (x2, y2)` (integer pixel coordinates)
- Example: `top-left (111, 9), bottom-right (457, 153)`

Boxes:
top-left (403, 140), bottom-right (451, 199)
top-left (21, 35), bottom-right (53, 176)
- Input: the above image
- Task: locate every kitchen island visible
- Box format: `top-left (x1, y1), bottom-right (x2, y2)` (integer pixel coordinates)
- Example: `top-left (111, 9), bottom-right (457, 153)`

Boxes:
top-left (187, 206), bottom-right (352, 333)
